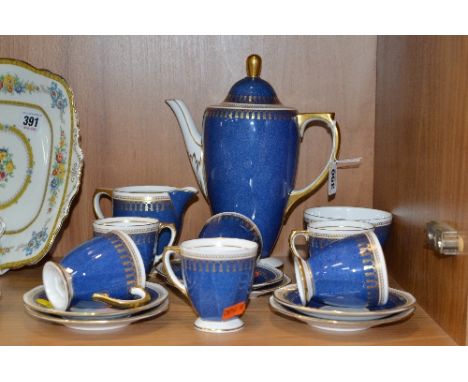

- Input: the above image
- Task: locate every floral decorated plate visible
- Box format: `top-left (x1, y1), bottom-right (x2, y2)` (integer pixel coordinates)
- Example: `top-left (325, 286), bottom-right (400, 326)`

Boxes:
top-left (273, 284), bottom-right (416, 321)
top-left (0, 59), bottom-right (83, 273)
top-left (23, 282), bottom-right (168, 320)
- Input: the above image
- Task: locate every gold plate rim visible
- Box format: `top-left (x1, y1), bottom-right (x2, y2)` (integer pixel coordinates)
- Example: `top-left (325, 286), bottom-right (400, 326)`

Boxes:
top-left (0, 57), bottom-right (84, 271)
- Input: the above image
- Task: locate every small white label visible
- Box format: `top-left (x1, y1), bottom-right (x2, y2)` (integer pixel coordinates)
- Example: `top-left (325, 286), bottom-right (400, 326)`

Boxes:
top-left (336, 157), bottom-right (362, 168)
top-left (328, 160), bottom-right (337, 196)
top-left (20, 111), bottom-right (42, 132)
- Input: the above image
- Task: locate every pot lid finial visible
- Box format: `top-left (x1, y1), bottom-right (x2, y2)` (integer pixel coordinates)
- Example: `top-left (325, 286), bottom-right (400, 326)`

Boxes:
top-left (224, 54), bottom-right (281, 105)
top-left (247, 54), bottom-right (262, 78)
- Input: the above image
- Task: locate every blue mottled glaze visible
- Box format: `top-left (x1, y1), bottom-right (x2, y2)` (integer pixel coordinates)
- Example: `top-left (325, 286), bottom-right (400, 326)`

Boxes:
top-left (60, 233), bottom-right (143, 306)
top-left (225, 77), bottom-right (280, 104)
top-left (165, 260), bottom-right (276, 287)
top-left (112, 189), bottom-right (196, 255)
top-left (304, 207), bottom-right (392, 246)
top-left (94, 231), bottom-right (156, 274)
top-left (182, 257), bottom-right (256, 321)
top-left (204, 109), bottom-right (298, 259)
top-left (286, 289), bottom-right (406, 311)
top-left (199, 212), bottom-right (263, 257)
top-left (306, 234), bottom-right (386, 308)
top-left (374, 225), bottom-right (391, 246)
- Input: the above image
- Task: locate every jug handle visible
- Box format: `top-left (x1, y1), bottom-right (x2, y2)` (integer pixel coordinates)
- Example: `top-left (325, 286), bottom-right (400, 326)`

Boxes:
top-left (285, 113), bottom-right (341, 216)
top-left (93, 188), bottom-right (113, 219)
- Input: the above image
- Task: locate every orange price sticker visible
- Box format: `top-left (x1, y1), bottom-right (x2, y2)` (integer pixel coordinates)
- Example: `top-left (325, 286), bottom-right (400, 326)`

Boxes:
top-left (222, 301), bottom-right (246, 320)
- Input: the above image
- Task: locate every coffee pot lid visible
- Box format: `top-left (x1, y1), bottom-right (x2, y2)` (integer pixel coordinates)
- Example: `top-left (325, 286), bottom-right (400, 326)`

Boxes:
top-left (224, 54), bottom-right (281, 105)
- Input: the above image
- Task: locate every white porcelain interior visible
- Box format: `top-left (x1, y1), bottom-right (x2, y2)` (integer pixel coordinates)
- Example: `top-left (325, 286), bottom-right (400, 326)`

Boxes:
top-left (307, 220), bottom-right (374, 237)
top-left (292, 256), bottom-right (314, 306)
top-left (93, 217), bottom-right (160, 234)
top-left (180, 237), bottom-right (258, 260)
top-left (304, 206), bottom-right (392, 226)
top-left (43, 261), bottom-right (71, 311)
top-left (257, 257), bottom-right (283, 269)
top-left (113, 185), bottom-right (197, 199)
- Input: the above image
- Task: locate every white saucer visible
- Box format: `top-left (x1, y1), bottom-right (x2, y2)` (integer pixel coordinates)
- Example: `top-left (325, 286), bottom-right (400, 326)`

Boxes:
top-left (194, 317), bottom-right (244, 333)
top-left (273, 284), bottom-right (416, 321)
top-left (23, 282), bottom-right (168, 320)
top-left (25, 300), bottom-right (169, 331)
top-left (257, 257), bottom-right (283, 269)
top-left (269, 296), bottom-right (415, 332)
top-left (250, 275), bottom-right (291, 298)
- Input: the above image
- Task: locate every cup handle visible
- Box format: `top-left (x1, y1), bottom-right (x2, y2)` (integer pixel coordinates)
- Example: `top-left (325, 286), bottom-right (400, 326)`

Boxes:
top-left (285, 113), bottom-right (340, 216)
top-left (162, 246), bottom-right (188, 299)
top-left (92, 286), bottom-right (151, 309)
top-left (152, 223), bottom-right (177, 265)
top-left (289, 230), bottom-right (314, 306)
top-left (93, 188), bottom-right (113, 219)
top-left (0, 218), bottom-right (5, 238)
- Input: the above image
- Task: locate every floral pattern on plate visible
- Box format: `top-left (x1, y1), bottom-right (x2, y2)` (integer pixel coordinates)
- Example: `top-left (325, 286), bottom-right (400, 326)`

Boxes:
top-left (0, 73), bottom-right (40, 94)
top-left (0, 59), bottom-right (83, 273)
top-left (48, 128), bottom-right (67, 211)
top-left (0, 146), bottom-right (15, 187)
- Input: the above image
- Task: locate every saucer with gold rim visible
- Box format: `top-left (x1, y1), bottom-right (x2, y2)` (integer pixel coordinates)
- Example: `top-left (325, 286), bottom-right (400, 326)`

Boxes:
top-left (250, 275), bottom-right (291, 298)
top-left (273, 284), bottom-right (416, 321)
top-left (269, 296), bottom-right (415, 332)
top-left (25, 300), bottom-right (169, 331)
top-left (23, 281), bottom-right (168, 320)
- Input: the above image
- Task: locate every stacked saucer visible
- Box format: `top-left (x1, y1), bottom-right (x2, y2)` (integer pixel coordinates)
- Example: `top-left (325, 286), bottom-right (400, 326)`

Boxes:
top-left (23, 281), bottom-right (169, 331)
top-left (270, 284), bottom-right (416, 332)
top-left (153, 259), bottom-right (290, 297)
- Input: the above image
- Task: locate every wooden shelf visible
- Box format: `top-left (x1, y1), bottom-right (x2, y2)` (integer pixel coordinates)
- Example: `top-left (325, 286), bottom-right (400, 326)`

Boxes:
top-left (0, 258), bottom-right (455, 345)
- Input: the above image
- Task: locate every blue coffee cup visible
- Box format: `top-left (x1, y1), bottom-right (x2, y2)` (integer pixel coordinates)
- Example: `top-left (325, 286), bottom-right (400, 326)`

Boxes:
top-left (304, 206), bottom-right (392, 246)
top-left (198, 212), bottom-right (263, 259)
top-left (163, 237), bottom-right (258, 333)
top-left (93, 185), bottom-right (197, 259)
top-left (93, 217), bottom-right (176, 274)
top-left (43, 231), bottom-right (150, 311)
top-left (289, 221), bottom-right (389, 308)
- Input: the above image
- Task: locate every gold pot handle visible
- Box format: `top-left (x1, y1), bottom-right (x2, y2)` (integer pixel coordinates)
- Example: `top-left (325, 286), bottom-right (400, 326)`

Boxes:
top-left (93, 187), bottom-right (113, 218)
top-left (285, 113), bottom-right (340, 216)
top-left (92, 286), bottom-right (151, 309)
top-left (152, 223), bottom-right (177, 265)
top-left (162, 246), bottom-right (188, 299)
top-left (289, 230), bottom-right (313, 305)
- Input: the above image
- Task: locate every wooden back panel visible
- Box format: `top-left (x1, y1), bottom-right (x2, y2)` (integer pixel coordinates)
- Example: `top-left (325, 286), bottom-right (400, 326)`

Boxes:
top-left (375, 36), bottom-right (468, 344)
top-left (0, 36), bottom-right (376, 266)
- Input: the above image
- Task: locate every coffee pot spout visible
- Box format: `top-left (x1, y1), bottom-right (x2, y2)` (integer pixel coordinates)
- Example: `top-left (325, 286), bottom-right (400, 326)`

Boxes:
top-left (166, 99), bottom-right (207, 198)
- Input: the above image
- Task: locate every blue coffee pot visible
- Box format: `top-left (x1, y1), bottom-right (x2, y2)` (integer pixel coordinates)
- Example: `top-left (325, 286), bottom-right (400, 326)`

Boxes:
top-left (167, 54), bottom-right (341, 259)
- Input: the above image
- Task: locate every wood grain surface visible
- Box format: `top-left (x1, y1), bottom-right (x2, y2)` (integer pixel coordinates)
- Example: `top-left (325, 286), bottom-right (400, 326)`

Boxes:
top-left (375, 36), bottom-right (468, 345)
top-left (0, 36), bottom-right (377, 266)
top-left (0, 258), bottom-right (454, 345)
